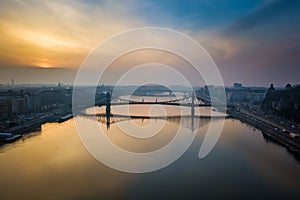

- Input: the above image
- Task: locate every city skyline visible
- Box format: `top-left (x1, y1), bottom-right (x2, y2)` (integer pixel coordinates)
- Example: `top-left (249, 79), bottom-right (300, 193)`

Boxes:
top-left (1, 0), bottom-right (300, 86)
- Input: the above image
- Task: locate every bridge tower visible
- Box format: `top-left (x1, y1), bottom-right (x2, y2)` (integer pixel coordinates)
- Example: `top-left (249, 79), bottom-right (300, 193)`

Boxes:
top-left (106, 92), bottom-right (111, 129)
top-left (191, 91), bottom-right (195, 115)
top-left (191, 91), bottom-right (195, 130)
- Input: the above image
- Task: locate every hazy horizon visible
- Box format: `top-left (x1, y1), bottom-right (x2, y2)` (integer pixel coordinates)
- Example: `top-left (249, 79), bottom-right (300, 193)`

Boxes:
top-left (0, 65), bottom-right (298, 87)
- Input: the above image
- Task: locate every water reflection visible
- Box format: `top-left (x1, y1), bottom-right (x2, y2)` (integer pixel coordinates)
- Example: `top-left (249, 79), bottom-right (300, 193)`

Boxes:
top-left (84, 104), bottom-right (226, 131)
top-left (0, 105), bottom-right (299, 199)
top-left (0, 130), bottom-right (42, 153)
top-left (78, 114), bottom-right (212, 153)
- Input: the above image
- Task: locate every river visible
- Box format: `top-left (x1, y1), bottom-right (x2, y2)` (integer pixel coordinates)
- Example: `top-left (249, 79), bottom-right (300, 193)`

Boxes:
top-left (0, 96), bottom-right (300, 200)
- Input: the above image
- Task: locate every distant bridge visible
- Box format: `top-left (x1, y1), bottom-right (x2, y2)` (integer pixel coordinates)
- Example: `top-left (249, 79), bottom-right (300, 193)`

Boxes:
top-left (86, 91), bottom-right (229, 130)
top-left (95, 92), bottom-right (222, 108)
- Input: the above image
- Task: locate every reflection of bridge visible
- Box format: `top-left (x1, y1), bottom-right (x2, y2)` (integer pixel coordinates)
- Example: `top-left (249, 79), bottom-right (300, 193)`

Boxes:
top-left (80, 114), bottom-right (218, 131)
top-left (83, 113), bottom-right (225, 123)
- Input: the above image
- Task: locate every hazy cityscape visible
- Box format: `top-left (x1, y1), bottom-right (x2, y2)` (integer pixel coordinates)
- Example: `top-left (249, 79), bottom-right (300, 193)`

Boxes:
top-left (1, 82), bottom-right (299, 134)
top-left (1, 0), bottom-right (300, 200)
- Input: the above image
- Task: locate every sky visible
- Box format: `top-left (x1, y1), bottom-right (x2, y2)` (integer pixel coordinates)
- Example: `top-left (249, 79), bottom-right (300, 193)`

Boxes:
top-left (0, 0), bottom-right (299, 86)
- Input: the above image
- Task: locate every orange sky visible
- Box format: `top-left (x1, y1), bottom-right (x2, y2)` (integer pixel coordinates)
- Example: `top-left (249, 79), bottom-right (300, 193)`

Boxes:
top-left (1, 0), bottom-right (299, 86)
top-left (0, 1), bottom-right (145, 69)
top-left (0, 0), bottom-right (233, 70)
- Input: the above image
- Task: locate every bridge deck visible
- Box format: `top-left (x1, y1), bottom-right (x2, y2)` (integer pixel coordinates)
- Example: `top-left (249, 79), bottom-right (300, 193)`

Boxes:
top-left (97, 102), bottom-right (228, 108)
top-left (109, 101), bottom-right (211, 107)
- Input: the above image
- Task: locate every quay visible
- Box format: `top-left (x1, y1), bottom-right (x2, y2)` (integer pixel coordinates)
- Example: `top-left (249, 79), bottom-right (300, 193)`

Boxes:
top-left (0, 111), bottom-right (73, 143)
top-left (228, 108), bottom-right (300, 156)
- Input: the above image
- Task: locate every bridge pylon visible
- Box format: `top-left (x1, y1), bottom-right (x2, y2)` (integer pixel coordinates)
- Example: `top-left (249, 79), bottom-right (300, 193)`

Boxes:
top-left (191, 91), bottom-right (195, 130)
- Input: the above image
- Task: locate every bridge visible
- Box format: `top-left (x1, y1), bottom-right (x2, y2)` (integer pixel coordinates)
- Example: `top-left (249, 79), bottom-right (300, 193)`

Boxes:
top-left (87, 91), bottom-right (228, 130)
top-left (96, 92), bottom-right (219, 108)
top-left (111, 96), bottom-right (203, 107)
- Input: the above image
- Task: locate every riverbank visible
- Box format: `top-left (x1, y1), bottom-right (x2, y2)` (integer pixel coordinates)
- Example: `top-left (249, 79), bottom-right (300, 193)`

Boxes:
top-left (228, 108), bottom-right (300, 157)
top-left (1, 111), bottom-right (73, 138)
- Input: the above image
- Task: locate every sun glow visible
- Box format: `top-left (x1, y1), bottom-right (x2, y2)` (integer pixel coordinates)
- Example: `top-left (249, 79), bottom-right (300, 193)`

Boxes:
top-left (36, 62), bottom-right (53, 68)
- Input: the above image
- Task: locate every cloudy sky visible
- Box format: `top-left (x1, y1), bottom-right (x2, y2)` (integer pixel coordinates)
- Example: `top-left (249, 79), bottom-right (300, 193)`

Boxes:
top-left (0, 0), bottom-right (299, 86)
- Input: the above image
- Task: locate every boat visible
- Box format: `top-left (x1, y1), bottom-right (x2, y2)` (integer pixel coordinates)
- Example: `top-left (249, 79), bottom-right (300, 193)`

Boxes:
top-left (58, 114), bottom-right (73, 123)
top-left (0, 132), bottom-right (22, 143)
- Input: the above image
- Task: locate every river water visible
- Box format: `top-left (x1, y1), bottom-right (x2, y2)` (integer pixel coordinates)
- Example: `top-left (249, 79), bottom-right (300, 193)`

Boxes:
top-left (0, 96), bottom-right (300, 200)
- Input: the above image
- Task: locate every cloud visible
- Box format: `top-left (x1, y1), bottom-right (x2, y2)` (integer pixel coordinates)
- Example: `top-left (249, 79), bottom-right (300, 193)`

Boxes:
top-left (0, 0), bottom-right (299, 86)
top-left (0, 0), bottom-right (144, 68)
top-left (200, 0), bottom-right (300, 86)
top-left (226, 0), bottom-right (300, 34)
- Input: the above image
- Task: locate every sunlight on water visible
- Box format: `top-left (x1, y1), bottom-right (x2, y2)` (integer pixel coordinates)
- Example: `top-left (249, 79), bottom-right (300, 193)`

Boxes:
top-left (0, 104), bottom-right (299, 200)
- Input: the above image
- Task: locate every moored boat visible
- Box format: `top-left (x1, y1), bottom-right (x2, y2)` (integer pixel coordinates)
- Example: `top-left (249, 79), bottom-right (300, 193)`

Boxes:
top-left (0, 132), bottom-right (22, 143)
